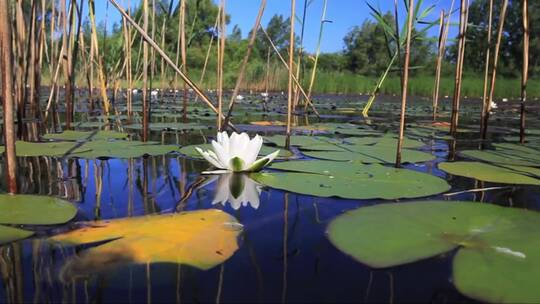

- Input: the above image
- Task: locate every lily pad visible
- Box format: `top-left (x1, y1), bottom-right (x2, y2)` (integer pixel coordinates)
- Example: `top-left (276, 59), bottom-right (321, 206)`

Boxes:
top-left (439, 161), bottom-right (540, 185)
top-left (179, 143), bottom-right (293, 159)
top-left (327, 201), bottom-right (540, 303)
top-left (0, 194), bottom-right (78, 225)
top-left (51, 209), bottom-right (242, 280)
top-left (124, 122), bottom-right (211, 131)
top-left (251, 160), bottom-right (450, 199)
top-left (264, 135), bottom-right (344, 151)
top-left (0, 225), bottom-right (34, 245)
top-left (302, 145), bottom-right (434, 164)
top-left (461, 150), bottom-right (540, 167)
top-left (345, 133), bottom-right (426, 149)
top-left (0, 141), bottom-right (91, 157)
top-left (72, 140), bottom-right (180, 159)
top-left (43, 130), bottom-right (128, 141)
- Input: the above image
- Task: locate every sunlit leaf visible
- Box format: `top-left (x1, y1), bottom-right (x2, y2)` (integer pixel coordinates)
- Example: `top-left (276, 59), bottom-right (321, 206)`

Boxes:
top-left (51, 209), bottom-right (242, 281)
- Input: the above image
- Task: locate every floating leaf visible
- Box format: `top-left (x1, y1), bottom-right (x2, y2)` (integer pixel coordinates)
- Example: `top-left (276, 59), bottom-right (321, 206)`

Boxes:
top-left (72, 140), bottom-right (179, 159)
top-left (264, 135), bottom-right (344, 151)
top-left (345, 133), bottom-right (425, 148)
top-left (439, 161), bottom-right (540, 185)
top-left (327, 201), bottom-right (540, 303)
top-left (124, 122), bottom-right (210, 131)
top-left (43, 130), bottom-right (128, 141)
top-left (0, 194), bottom-right (77, 225)
top-left (251, 160), bottom-right (449, 199)
top-left (0, 225), bottom-right (34, 245)
top-left (51, 209), bottom-right (242, 280)
top-left (302, 145), bottom-right (434, 163)
top-left (0, 141), bottom-right (91, 157)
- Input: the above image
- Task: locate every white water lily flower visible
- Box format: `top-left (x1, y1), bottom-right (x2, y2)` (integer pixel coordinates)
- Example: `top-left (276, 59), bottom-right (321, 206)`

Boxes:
top-left (196, 132), bottom-right (279, 173)
top-left (210, 173), bottom-right (262, 210)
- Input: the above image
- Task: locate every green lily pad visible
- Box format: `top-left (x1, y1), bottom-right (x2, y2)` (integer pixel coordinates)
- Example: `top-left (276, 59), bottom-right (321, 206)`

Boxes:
top-left (179, 143), bottom-right (293, 159)
top-left (0, 225), bottom-right (34, 245)
top-left (251, 160), bottom-right (450, 199)
top-left (302, 145), bottom-right (434, 164)
top-left (461, 150), bottom-right (540, 167)
top-left (345, 133), bottom-right (425, 149)
top-left (72, 140), bottom-right (179, 159)
top-left (124, 123), bottom-right (211, 131)
top-left (43, 130), bottom-right (128, 141)
top-left (327, 201), bottom-right (540, 303)
top-left (264, 135), bottom-right (344, 151)
top-left (0, 194), bottom-right (77, 225)
top-left (0, 141), bottom-right (92, 157)
top-left (439, 161), bottom-right (540, 185)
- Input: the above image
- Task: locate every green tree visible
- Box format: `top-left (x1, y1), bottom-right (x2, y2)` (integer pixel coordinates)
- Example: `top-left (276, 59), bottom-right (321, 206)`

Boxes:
top-left (450, 0), bottom-right (540, 77)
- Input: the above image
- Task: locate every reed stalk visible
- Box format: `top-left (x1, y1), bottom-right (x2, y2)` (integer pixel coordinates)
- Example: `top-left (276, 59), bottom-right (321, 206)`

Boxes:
top-left (260, 26), bottom-right (320, 117)
top-left (395, 0), bottom-right (414, 168)
top-left (194, 6), bottom-right (221, 103)
top-left (142, 0), bottom-right (149, 141)
top-left (122, 1), bottom-right (133, 120)
top-left (89, 0), bottom-right (111, 115)
top-left (0, 0), bottom-right (18, 193)
top-left (222, 0), bottom-right (267, 129)
top-left (432, 10), bottom-right (445, 121)
top-left (15, 0), bottom-right (28, 139)
top-left (285, 0), bottom-right (296, 149)
top-left (293, 0), bottom-right (308, 110)
top-left (217, 0), bottom-right (225, 130)
top-left (481, 0), bottom-right (508, 141)
top-left (181, 0), bottom-right (188, 122)
top-left (520, 0), bottom-right (529, 144)
top-left (449, 0), bottom-right (469, 136)
top-left (109, 0), bottom-right (236, 131)
top-left (480, 0), bottom-right (494, 139)
top-left (306, 0), bottom-right (328, 108)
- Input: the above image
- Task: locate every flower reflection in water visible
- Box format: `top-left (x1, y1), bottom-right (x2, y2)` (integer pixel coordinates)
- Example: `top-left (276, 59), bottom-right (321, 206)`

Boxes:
top-left (206, 173), bottom-right (263, 210)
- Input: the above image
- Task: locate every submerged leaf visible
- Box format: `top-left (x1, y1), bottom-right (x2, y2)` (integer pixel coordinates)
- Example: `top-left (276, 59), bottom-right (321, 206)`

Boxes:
top-left (51, 209), bottom-right (242, 280)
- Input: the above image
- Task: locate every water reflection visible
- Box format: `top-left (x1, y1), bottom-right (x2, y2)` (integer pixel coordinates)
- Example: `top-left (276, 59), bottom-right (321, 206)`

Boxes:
top-left (205, 173), bottom-right (263, 210)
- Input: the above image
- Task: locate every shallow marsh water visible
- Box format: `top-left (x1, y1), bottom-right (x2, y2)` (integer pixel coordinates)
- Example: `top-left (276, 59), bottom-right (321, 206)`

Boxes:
top-left (0, 93), bottom-right (539, 303)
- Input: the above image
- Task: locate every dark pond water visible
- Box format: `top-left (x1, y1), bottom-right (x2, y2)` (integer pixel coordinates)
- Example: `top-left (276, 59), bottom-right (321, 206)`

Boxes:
top-left (0, 93), bottom-right (539, 303)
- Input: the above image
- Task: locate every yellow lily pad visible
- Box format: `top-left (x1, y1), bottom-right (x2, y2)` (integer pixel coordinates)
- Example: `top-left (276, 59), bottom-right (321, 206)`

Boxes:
top-left (51, 209), bottom-right (242, 280)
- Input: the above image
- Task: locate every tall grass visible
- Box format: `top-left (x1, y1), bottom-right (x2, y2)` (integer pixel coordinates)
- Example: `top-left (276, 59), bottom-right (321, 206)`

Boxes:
top-left (41, 68), bottom-right (540, 99)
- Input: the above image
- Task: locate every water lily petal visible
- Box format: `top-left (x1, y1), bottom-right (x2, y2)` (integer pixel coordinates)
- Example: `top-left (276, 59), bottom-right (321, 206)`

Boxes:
top-left (195, 147), bottom-right (224, 169)
top-left (244, 135), bottom-right (263, 167)
top-left (211, 140), bottom-right (231, 170)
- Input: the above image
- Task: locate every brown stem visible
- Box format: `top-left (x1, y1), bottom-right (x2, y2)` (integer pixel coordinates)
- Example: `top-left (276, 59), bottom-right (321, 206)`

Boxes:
top-left (449, 0), bottom-right (469, 136)
top-left (520, 0), bottom-right (529, 144)
top-left (0, 0), bottom-right (18, 193)
top-left (481, 0), bottom-right (508, 141)
top-left (285, 0), bottom-right (296, 149)
top-left (222, 0), bottom-right (267, 130)
top-left (395, 0), bottom-right (414, 168)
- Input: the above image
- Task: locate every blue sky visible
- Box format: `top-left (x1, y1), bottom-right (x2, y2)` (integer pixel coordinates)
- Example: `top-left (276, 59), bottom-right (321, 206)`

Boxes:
top-left (95, 0), bottom-right (460, 53)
